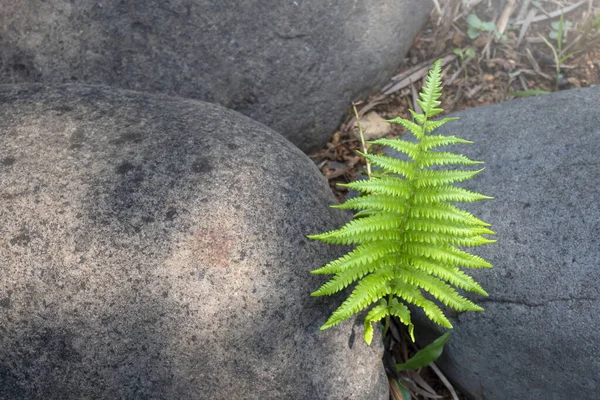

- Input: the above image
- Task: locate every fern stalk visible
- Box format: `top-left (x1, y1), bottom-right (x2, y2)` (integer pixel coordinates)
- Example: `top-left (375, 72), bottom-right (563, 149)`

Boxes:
top-left (353, 102), bottom-right (372, 178)
top-left (309, 60), bottom-right (495, 345)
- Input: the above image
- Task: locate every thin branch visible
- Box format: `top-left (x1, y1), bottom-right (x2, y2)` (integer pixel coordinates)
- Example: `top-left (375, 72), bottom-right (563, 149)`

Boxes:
top-left (512, 1), bottom-right (586, 25)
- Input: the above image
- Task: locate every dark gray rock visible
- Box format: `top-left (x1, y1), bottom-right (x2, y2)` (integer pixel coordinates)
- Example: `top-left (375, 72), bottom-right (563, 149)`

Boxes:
top-left (411, 88), bottom-right (600, 400)
top-left (0, 0), bottom-right (432, 152)
top-left (0, 84), bottom-right (388, 399)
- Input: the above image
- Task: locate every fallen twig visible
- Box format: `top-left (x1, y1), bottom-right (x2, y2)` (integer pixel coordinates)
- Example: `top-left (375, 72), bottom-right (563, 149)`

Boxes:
top-left (382, 55), bottom-right (457, 95)
top-left (516, 0), bottom-right (532, 21)
top-left (340, 96), bottom-right (386, 133)
top-left (496, 0), bottom-right (517, 37)
top-left (517, 8), bottom-right (537, 47)
top-left (512, 1), bottom-right (586, 25)
top-left (429, 363), bottom-right (460, 400)
top-left (525, 47), bottom-right (554, 80)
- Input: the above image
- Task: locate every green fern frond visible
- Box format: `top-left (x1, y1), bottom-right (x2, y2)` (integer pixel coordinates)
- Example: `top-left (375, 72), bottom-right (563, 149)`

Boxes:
top-left (392, 281), bottom-right (452, 328)
top-left (369, 138), bottom-right (419, 160)
top-left (332, 195), bottom-right (407, 214)
top-left (404, 243), bottom-right (492, 269)
top-left (312, 260), bottom-right (395, 297)
top-left (409, 109), bottom-right (426, 125)
top-left (424, 117), bottom-right (459, 133)
top-left (311, 213), bottom-right (405, 239)
top-left (414, 168), bottom-right (485, 187)
top-left (421, 135), bottom-right (474, 151)
top-left (409, 203), bottom-right (490, 226)
top-left (417, 61), bottom-right (444, 118)
top-left (309, 59), bottom-right (494, 344)
top-left (406, 255), bottom-right (488, 295)
top-left (385, 117), bottom-right (425, 139)
top-left (360, 152), bottom-right (412, 177)
top-left (339, 176), bottom-right (411, 198)
top-left (310, 241), bottom-right (402, 275)
top-left (321, 269), bottom-right (395, 329)
top-left (403, 219), bottom-right (494, 236)
top-left (364, 303), bottom-right (391, 345)
top-left (404, 231), bottom-right (496, 247)
top-left (417, 151), bottom-right (483, 168)
top-left (388, 298), bottom-right (415, 341)
top-left (395, 267), bottom-right (483, 312)
top-left (413, 186), bottom-right (493, 203)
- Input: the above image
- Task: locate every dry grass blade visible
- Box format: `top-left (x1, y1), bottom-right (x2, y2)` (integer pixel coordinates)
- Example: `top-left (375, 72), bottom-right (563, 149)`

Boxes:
top-left (429, 362), bottom-right (460, 400)
top-left (517, 8), bottom-right (537, 46)
top-left (525, 47), bottom-right (554, 80)
top-left (516, 0), bottom-right (532, 21)
top-left (407, 370), bottom-right (444, 399)
top-left (339, 96), bottom-right (386, 133)
top-left (496, 0), bottom-right (517, 37)
top-left (410, 81), bottom-right (421, 114)
top-left (382, 55), bottom-right (457, 95)
top-left (512, 0), bottom-right (587, 25)
top-left (389, 378), bottom-right (409, 400)
top-left (398, 374), bottom-right (445, 399)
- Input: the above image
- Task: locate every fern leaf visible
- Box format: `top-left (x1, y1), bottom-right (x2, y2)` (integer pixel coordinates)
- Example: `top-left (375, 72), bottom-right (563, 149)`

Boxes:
top-left (388, 299), bottom-right (415, 341)
top-left (364, 303), bottom-right (391, 345)
top-left (409, 109), bottom-right (426, 125)
top-left (393, 280), bottom-right (452, 328)
top-left (310, 241), bottom-right (403, 275)
top-left (353, 209), bottom-right (378, 218)
top-left (310, 213), bottom-right (404, 240)
top-left (417, 151), bottom-right (483, 168)
top-left (309, 214), bottom-right (406, 245)
top-left (321, 269), bottom-right (395, 329)
top-left (360, 152), bottom-right (412, 177)
top-left (417, 60), bottom-right (444, 118)
top-left (312, 261), bottom-right (395, 297)
top-left (369, 138), bottom-right (419, 160)
top-left (407, 255), bottom-right (488, 295)
top-left (339, 176), bottom-right (411, 198)
top-left (396, 267), bottom-right (483, 312)
top-left (414, 186), bottom-right (493, 203)
top-left (332, 194), bottom-right (407, 214)
top-left (414, 168), bottom-right (485, 187)
top-left (404, 231), bottom-right (496, 247)
top-left (385, 117), bottom-right (425, 139)
top-left (409, 203), bottom-right (491, 227)
top-left (420, 135), bottom-right (474, 151)
top-left (424, 117), bottom-right (459, 133)
top-left (404, 218), bottom-right (495, 237)
top-left (405, 243), bottom-right (493, 269)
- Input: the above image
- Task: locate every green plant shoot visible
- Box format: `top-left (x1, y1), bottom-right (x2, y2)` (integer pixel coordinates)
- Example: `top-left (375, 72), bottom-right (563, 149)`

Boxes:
top-left (308, 60), bottom-right (495, 345)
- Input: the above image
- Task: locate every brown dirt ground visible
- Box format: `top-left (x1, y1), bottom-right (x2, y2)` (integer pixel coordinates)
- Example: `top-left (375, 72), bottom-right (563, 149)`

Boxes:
top-left (309, 1), bottom-right (600, 399)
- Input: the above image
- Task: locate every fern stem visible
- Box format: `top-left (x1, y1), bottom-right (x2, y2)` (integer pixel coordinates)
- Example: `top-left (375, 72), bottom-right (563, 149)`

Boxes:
top-left (385, 115), bottom-right (429, 342)
top-left (353, 103), bottom-right (372, 179)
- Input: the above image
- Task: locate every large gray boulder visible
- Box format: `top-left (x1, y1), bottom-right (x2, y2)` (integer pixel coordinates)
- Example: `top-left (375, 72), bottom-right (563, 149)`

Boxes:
top-left (0, 84), bottom-right (388, 399)
top-left (0, 0), bottom-right (432, 152)
top-left (411, 88), bottom-right (600, 400)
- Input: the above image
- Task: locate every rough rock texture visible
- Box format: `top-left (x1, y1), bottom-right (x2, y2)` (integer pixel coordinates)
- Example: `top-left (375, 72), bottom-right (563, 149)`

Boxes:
top-left (0, 0), bottom-right (432, 153)
top-left (0, 84), bottom-right (388, 400)
top-left (411, 88), bottom-right (600, 400)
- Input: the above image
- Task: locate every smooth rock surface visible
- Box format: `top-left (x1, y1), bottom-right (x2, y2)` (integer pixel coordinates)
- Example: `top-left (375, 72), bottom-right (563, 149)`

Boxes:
top-left (0, 0), bottom-right (432, 152)
top-left (0, 84), bottom-right (387, 399)
top-left (411, 88), bottom-right (600, 400)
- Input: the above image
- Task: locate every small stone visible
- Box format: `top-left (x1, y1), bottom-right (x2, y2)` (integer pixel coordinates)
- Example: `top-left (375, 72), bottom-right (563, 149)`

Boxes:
top-left (567, 77), bottom-right (581, 88)
top-left (351, 112), bottom-right (392, 141)
top-left (452, 31), bottom-right (465, 47)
